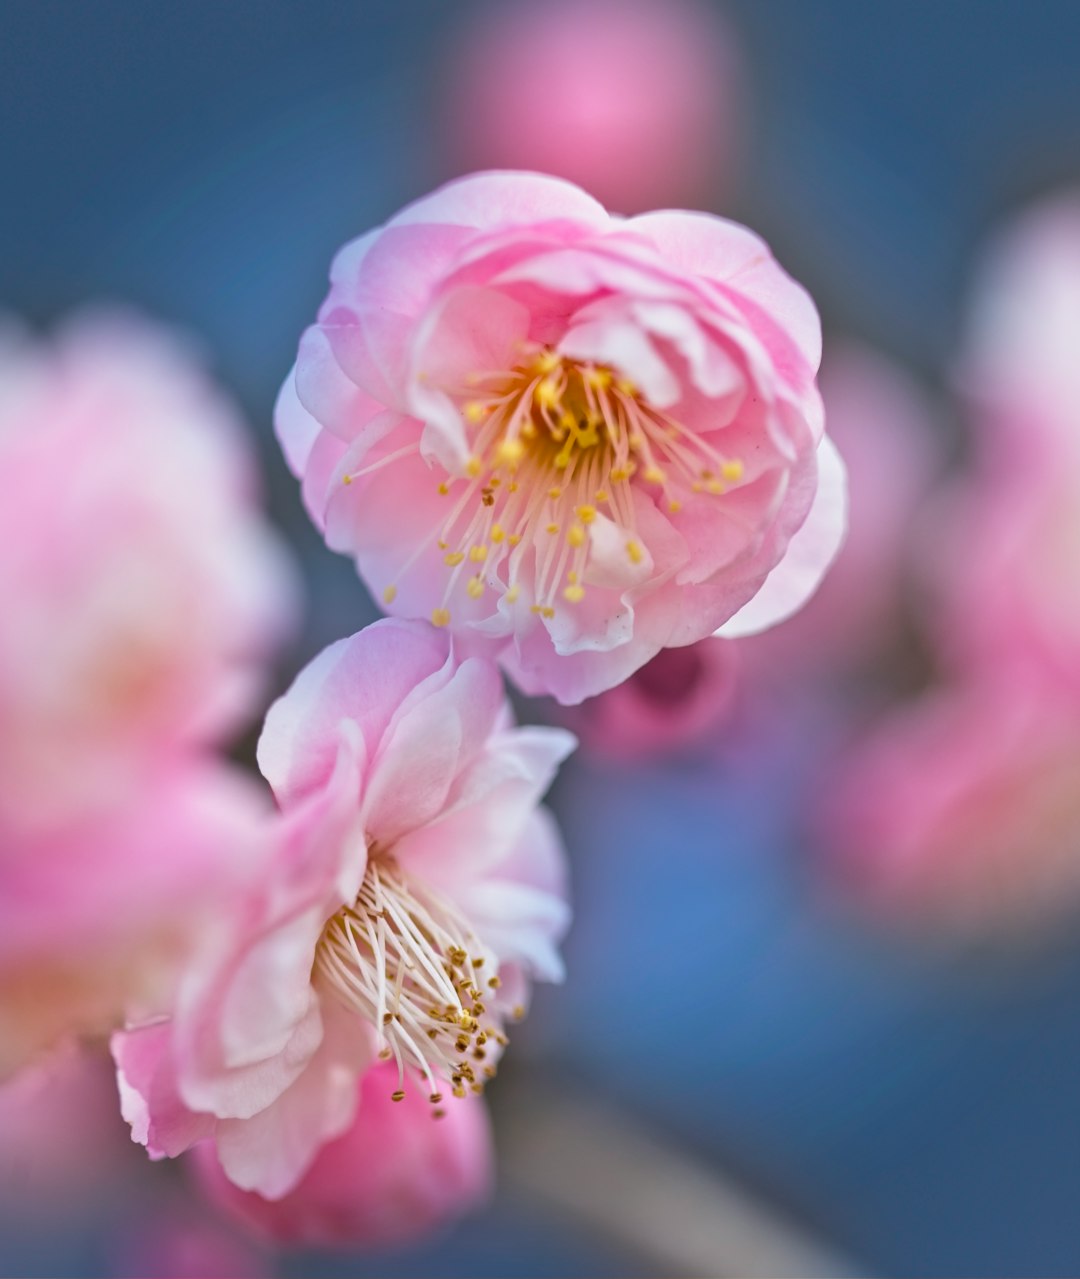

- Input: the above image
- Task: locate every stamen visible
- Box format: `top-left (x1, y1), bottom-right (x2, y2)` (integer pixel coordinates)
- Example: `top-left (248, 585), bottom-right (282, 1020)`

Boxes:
top-left (315, 857), bottom-right (504, 1099)
top-left (418, 347), bottom-right (744, 624)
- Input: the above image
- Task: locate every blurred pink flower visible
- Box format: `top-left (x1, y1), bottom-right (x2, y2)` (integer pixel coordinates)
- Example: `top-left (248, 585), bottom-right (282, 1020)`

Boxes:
top-left (0, 312), bottom-right (293, 1074)
top-left (0, 312), bottom-right (298, 831)
top-left (560, 637), bottom-right (738, 761)
top-left (193, 1061), bottom-right (493, 1249)
top-left (115, 619), bottom-right (574, 1198)
top-left (442, 0), bottom-right (743, 213)
top-left (280, 171), bottom-right (844, 704)
top-left (739, 342), bottom-right (939, 684)
top-left (0, 764), bottom-right (268, 1078)
top-left (928, 195), bottom-right (1080, 696)
top-left (0, 1043), bottom-right (135, 1219)
top-left (817, 673), bottom-right (1080, 932)
top-left (111, 1201), bottom-right (269, 1279)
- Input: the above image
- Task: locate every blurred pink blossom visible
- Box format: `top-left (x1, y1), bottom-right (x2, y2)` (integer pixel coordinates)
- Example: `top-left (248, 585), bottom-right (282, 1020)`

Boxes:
top-left (928, 195), bottom-right (1080, 696)
top-left (442, 0), bottom-right (743, 213)
top-left (559, 637), bottom-right (738, 761)
top-left (816, 673), bottom-right (1080, 933)
top-left (115, 619), bottom-right (574, 1198)
top-left (739, 342), bottom-right (939, 685)
top-left (0, 313), bottom-right (293, 1074)
top-left (0, 313), bottom-right (297, 832)
top-left (280, 171), bottom-right (844, 704)
top-left (0, 1043), bottom-right (135, 1219)
top-left (111, 1201), bottom-right (269, 1279)
top-left (193, 1061), bottom-right (493, 1249)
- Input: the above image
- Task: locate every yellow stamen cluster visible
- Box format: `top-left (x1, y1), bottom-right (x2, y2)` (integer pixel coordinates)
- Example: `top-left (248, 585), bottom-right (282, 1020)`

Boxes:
top-left (372, 346), bottom-right (745, 624)
top-left (314, 857), bottom-right (509, 1113)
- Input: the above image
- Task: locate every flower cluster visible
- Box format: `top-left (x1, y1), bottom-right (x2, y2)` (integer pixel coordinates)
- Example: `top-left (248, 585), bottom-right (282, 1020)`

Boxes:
top-left (2, 171), bottom-right (841, 1252)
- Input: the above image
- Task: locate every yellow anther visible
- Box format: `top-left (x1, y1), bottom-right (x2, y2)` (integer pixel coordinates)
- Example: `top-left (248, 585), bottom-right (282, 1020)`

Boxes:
top-left (721, 459), bottom-right (744, 482)
top-left (628, 432), bottom-right (645, 450)
top-left (505, 585), bottom-right (520, 604)
top-left (586, 367), bottom-right (612, 390)
top-left (548, 486), bottom-right (563, 500)
top-left (467, 577), bottom-right (485, 599)
top-left (576, 505), bottom-right (597, 524)
top-left (431, 608), bottom-right (451, 627)
top-left (508, 533), bottom-right (522, 545)
top-left (706, 479), bottom-right (725, 495)
top-left (558, 412), bottom-right (576, 431)
top-left (392, 1089), bottom-right (406, 1102)
top-left (616, 377), bottom-right (636, 396)
top-left (546, 523), bottom-right (559, 535)
top-left (469, 545), bottom-right (488, 562)
top-left (530, 604), bottom-right (544, 614)
top-left (438, 481), bottom-right (450, 495)
top-left (496, 438), bottom-right (525, 466)
top-left (491, 525), bottom-right (505, 543)
top-left (429, 1092), bottom-right (443, 1104)
top-left (342, 473), bottom-right (353, 486)
top-left (465, 455), bottom-right (482, 478)
top-left (382, 585), bottom-right (398, 604)
top-left (444, 551), bottom-right (465, 566)
top-left (564, 583), bottom-right (586, 603)
top-left (463, 401), bottom-right (487, 424)
top-left (512, 1005), bottom-right (526, 1021)
top-left (536, 379), bottom-right (560, 408)
top-left (567, 525), bottom-right (586, 548)
top-left (488, 975), bottom-right (501, 989)
top-left (542, 606), bottom-right (555, 619)
top-left (611, 466), bottom-right (632, 483)
top-left (534, 349), bottom-right (560, 374)
top-left (668, 499), bottom-right (683, 513)
top-left (626, 541), bottom-right (644, 565)
top-left (595, 489), bottom-right (610, 504)
top-left (643, 466), bottom-right (667, 485)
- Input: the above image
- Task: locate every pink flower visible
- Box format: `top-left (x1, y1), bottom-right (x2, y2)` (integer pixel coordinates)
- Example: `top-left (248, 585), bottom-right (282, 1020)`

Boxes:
top-left (441, 0), bottom-right (743, 214)
top-left (279, 171), bottom-right (845, 704)
top-left (559, 637), bottom-right (738, 761)
top-left (0, 764), bottom-right (269, 1078)
top-left (816, 672), bottom-right (1080, 933)
top-left (739, 342), bottom-right (940, 684)
top-left (0, 311), bottom-right (296, 1075)
top-left (0, 312), bottom-right (298, 831)
top-left (0, 1043), bottom-right (135, 1218)
top-left (114, 619), bottom-right (574, 1198)
top-left (192, 1061), bottom-right (493, 1249)
top-left (927, 196), bottom-right (1080, 697)
top-left (110, 1201), bottom-right (269, 1279)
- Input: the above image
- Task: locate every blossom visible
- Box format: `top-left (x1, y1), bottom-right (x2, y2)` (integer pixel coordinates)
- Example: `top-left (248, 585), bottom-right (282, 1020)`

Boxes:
top-left (0, 312), bottom-right (297, 831)
top-left (927, 195), bottom-right (1080, 697)
top-left (278, 171), bottom-right (845, 704)
top-left (739, 342), bottom-right (939, 686)
top-left (559, 638), bottom-right (738, 761)
top-left (442, 0), bottom-right (743, 213)
top-left (0, 764), bottom-right (269, 1079)
top-left (816, 673), bottom-right (1080, 933)
top-left (0, 312), bottom-right (293, 1074)
top-left (114, 619), bottom-right (574, 1198)
top-left (192, 1061), bottom-right (493, 1248)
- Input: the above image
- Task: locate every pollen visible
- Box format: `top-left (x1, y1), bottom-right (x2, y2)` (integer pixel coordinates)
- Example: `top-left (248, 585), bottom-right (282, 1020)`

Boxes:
top-left (383, 585), bottom-right (398, 604)
top-left (315, 857), bottom-right (508, 1102)
top-left (426, 347), bottom-right (745, 627)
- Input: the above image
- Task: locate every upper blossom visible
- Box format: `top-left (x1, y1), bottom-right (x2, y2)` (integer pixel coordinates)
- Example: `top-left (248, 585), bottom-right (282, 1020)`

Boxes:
top-left (278, 172), bottom-right (846, 704)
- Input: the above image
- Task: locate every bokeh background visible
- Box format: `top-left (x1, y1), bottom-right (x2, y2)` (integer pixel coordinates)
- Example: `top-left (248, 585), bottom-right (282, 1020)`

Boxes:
top-left (4, 2), bottom-right (1080, 1276)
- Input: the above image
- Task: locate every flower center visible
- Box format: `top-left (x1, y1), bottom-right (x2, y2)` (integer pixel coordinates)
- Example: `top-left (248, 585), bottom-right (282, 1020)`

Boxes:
top-left (348, 345), bottom-right (745, 625)
top-left (314, 856), bottom-right (508, 1112)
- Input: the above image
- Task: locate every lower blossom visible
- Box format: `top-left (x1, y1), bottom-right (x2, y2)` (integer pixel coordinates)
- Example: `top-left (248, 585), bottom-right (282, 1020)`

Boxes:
top-left (114, 619), bottom-right (574, 1198)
